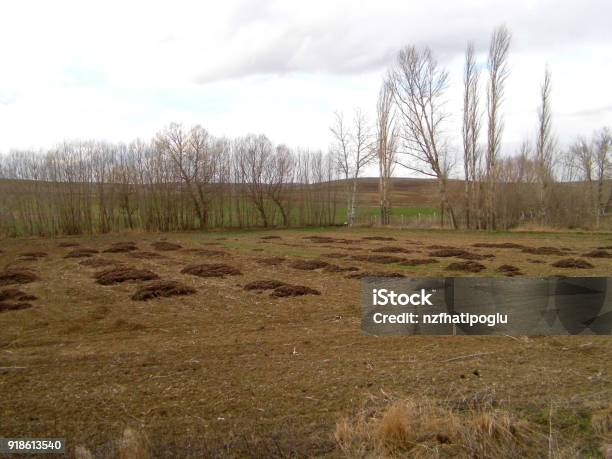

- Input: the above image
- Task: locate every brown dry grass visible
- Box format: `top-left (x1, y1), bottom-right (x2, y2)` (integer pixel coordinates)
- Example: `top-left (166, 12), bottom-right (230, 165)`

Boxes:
top-left (335, 394), bottom-right (562, 458)
top-left (0, 228), bottom-right (610, 456)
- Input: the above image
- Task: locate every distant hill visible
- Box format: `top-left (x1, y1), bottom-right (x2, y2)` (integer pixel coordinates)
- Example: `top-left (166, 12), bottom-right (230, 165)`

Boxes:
top-left (324, 177), bottom-right (463, 208)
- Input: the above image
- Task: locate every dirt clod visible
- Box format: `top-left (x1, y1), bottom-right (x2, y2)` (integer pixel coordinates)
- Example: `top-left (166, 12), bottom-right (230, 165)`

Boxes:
top-left (581, 250), bottom-right (611, 258)
top-left (181, 263), bottom-right (242, 277)
top-left (446, 261), bottom-right (486, 273)
top-left (270, 285), bottom-right (321, 297)
top-left (322, 253), bottom-right (348, 259)
top-left (522, 246), bottom-right (564, 256)
top-left (289, 259), bottom-right (329, 270)
top-left (256, 257), bottom-right (285, 266)
top-left (58, 241), bottom-right (80, 247)
top-left (64, 248), bottom-right (99, 258)
top-left (0, 288), bottom-right (37, 302)
top-left (496, 265), bottom-right (523, 276)
top-left (362, 236), bottom-right (396, 241)
top-left (244, 280), bottom-right (287, 291)
top-left (551, 258), bottom-right (594, 269)
top-left (152, 241), bottom-right (182, 251)
top-left (429, 249), bottom-right (469, 258)
top-left (131, 280), bottom-right (196, 301)
top-left (371, 246), bottom-right (411, 254)
top-left (94, 267), bottom-right (159, 285)
top-left (0, 302), bottom-right (33, 313)
top-left (399, 258), bottom-right (439, 266)
top-left (260, 236), bottom-right (281, 240)
top-left (346, 271), bottom-right (405, 279)
top-left (0, 269), bottom-right (39, 286)
top-left (103, 242), bottom-right (138, 253)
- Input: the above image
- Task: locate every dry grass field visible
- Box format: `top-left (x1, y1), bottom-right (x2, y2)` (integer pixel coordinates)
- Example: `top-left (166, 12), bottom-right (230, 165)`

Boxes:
top-left (1, 227), bottom-right (611, 457)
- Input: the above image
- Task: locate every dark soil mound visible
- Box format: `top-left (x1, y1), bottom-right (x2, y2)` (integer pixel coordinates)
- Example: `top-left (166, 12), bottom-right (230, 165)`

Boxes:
top-left (346, 271), bottom-right (405, 279)
top-left (351, 255), bottom-right (405, 264)
top-left (103, 242), bottom-right (138, 253)
top-left (290, 259), bottom-right (329, 270)
top-left (131, 280), bottom-right (196, 301)
top-left (473, 242), bottom-right (525, 249)
top-left (581, 250), bottom-right (611, 258)
top-left (256, 257), bottom-right (285, 266)
top-left (322, 253), bottom-right (348, 259)
top-left (0, 269), bottom-right (39, 286)
top-left (19, 252), bottom-right (48, 259)
top-left (551, 258), bottom-right (594, 269)
top-left (270, 285), bottom-right (321, 297)
top-left (0, 288), bottom-right (37, 301)
top-left (496, 265), bottom-right (523, 276)
top-left (260, 235), bottom-right (281, 240)
top-left (362, 236), bottom-right (396, 241)
top-left (152, 241), bottom-right (182, 251)
top-left (58, 241), bottom-right (80, 247)
top-left (126, 251), bottom-right (165, 259)
top-left (429, 249), bottom-right (469, 258)
top-left (94, 267), bottom-right (159, 285)
top-left (181, 263), bottom-right (242, 278)
top-left (399, 258), bottom-right (439, 266)
top-left (597, 245), bottom-right (612, 250)
top-left (79, 258), bottom-right (120, 268)
top-left (244, 280), bottom-right (287, 291)
top-left (64, 248), bottom-right (99, 258)
top-left (371, 246), bottom-right (411, 253)
top-left (0, 302), bottom-right (33, 313)
top-left (522, 246), bottom-right (564, 256)
top-left (446, 261), bottom-right (486, 273)
top-left (527, 259), bottom-right (544, 264)
top-left (323, 265), bottom-right (359, 273)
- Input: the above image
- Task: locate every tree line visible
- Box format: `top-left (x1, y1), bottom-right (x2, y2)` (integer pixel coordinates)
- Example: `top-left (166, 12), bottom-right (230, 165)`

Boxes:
top-left (0, 126), bottom-right (340, 236)
top-left (331, 24), bottom-right (611, 230)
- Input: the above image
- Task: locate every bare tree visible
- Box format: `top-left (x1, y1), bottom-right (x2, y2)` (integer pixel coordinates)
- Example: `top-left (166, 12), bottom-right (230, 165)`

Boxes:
top-left (534, 67), bottom-right (556, 222)
top-left (155, 123), bottom-right (216, 229)
top-left (485, 25), bottom-right (511, 229)
top-left (266, 144), bottom-right (295, 226)
top-left (376, 78), bottom-right (398, 226)
top-left (462, 42), bottom-right (481, 228)
top-left (594, 127), bottom-right (611, 227)
top-left (236, 134), bottom-right (273, 227)
top-left (390, 45), bottom-right (457, 228)
top-left (330, 109), bottom-right (374, 226)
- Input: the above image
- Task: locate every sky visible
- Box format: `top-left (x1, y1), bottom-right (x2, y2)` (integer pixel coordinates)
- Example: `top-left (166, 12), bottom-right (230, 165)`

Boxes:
top-left (0, 0), bottom-right (611, 173)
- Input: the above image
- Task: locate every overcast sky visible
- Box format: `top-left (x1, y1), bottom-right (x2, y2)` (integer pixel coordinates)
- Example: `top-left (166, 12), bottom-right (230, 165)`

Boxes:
top-left (1, 0), bottom-right (611, 169)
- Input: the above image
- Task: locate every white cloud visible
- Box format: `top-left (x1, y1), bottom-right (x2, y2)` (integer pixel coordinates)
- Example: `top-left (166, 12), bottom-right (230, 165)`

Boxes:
top-left (0, 0), bottom-right (610, 170)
